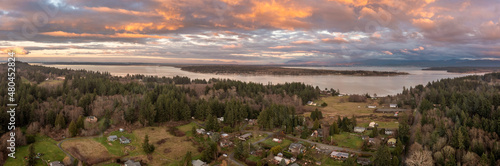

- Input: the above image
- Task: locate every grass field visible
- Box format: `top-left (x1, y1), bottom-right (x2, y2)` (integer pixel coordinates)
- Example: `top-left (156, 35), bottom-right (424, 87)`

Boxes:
top-left (177, 122), bottom-right (197, 137)
top-left (321, 157), bottom-right (343, 166)
top-left (311, 96), bottom-right (375, 117)
top-left (131, 126), bottom-right (200, 165)
top-left (4, 135), bottom-right (66, 166)
top-left (94, 130), bottom-right (137, 156)
top-left (38, 79), bottom-right (64, 88)
top-left (61, 139), bottom-right (113, 165)
top-left (332, 133), bottom-right (363, 149)
top-left (261, 138), bottom-right (293, 148)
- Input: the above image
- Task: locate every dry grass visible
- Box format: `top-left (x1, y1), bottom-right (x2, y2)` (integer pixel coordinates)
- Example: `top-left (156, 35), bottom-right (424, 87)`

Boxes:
top-left (38, 79), bottom-right (64, 89)
top-left (131, 127), bottom-right (200, 165)
top-left (61, 139), bottom-right (113, 165)
top-left (311, 96), bottom-right (376, 117)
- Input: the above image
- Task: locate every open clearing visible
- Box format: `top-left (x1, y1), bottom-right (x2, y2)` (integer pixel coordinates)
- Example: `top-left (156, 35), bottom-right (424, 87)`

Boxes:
top-left (61, 139), bottom-right (113, 165)
top-left (311, 96), bottom-right (376, 117)
top-left (4, 135), bottom-right (66, 166)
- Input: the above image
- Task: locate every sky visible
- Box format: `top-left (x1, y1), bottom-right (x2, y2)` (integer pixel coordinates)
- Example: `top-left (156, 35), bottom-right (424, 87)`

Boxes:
top-left (0, 0), bottom-right (499, 65)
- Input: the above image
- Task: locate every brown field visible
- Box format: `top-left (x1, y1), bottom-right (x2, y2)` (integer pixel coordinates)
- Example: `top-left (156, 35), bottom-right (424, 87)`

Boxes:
top-left (38, 79), bottom-right (64, 89)
top-left (308, 96), bottom-right (399, 128)
top-left (61, 139), bottom-right (114, 165)
top-left (131, 126), bottom-right (200, 165)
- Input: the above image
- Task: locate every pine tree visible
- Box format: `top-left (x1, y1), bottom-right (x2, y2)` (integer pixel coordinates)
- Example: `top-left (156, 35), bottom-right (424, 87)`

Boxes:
top-left (55, 113), bottom-right (66, 129)
top-left (68, 120), bottom-right (77, 137)
top-left (374, 145), bottom-right (391, 166)
top-left (27, 144), bottom-right (35, 166)
top-left (76, 115), bottom-right (84, 129)
top-left (183, 151), bottom-right (193, 166)
top-left (143, 134), bottom-right (155, 154)
top-left (312, 119), bottom-right (320, 130)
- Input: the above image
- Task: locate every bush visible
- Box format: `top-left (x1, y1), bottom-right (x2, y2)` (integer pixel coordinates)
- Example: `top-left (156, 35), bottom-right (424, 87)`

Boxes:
top-left (26, 135), bottom-right (36, 144)
top-left (348, 95), bottom-right (367, 102)
top-left (223, 126), bottom-right (233, 133)
top-left (321, 102), bottom-right (328, 107)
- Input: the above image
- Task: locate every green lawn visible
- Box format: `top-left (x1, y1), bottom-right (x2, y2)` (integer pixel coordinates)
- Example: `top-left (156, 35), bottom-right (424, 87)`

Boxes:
top-left (177, 122), bottom-right (197, 137)
top-left (321, 157), bottom-right (343, 166)
top-left (332, 132), bottom-right (363, 149)
top-left (4, 135), bottom-right (66, 166)
top-left (247, 155), bottom-right (261, 163)
top-left (247, 133), bottom-right (268, 143)
top-left (93, 130), bottom-right (137, 156)
top-left (261, 138), bottom-right (293, 148)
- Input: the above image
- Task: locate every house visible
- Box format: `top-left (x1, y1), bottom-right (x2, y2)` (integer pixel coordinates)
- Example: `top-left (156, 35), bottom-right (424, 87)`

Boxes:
top-left (196, 128), bottom-right (206, 135)
top-left (277, 152), bottom-right (283, 157)
top-left (368, 138), bottom-right (378, 144)
top-left (306, 101), bottom-right (317, 106)
top-left (248, 119), bottom-right (257, 125)
top-left (108, 135), bottom-right (118, 142)
top-left (388, 138), bottom-right (397, 147)
top-left (367, 105), bottom-right (377, 109)
top-left (86, 116), bottom-right (98, 123)
top-left (219, 139), bottom-right (233, 147)
top-left (354, 127), bottom-right (366, 133)
top-left (330, 151), bottom-right (350, 160)
top-left (385, 130), bottom-right (394, 135)
top-left (221, 133), bottom-right (229, 138)
top-left (290, 163), bottom-right (300, 166)
top-left (390, 104), bottom-right (398, 108)
top-left (217, 117), bottom-right (224, 122)
top-left (357, 157), bottom-right (372, 165)
top-left (120, 136), bottom-right (131, 144)
top-left (369, 122), bottom-right (378, 128)
top-left (49, 161), bottom-right (64, 166)
top-left (192, 159), bottom-right (208, 166)
top-left (288, 143), bottom-right (306, 154)
top-left (124, 159), bottom-right (141, 166)
top-left (238, 133), bottom-right (252, 141)
top-left (273, 156), bottom-right (291, 165)
top-left (272, 138), bottom-right (282, 143)
top-left (119, 128), bottom-right (125, 132)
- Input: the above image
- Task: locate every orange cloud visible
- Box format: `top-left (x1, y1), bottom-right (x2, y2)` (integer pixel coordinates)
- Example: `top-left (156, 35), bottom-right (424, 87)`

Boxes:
top-left (413, 46), bottom-right (425, 51)
top-left (40, 31), bottom-right (171, 39)
top-left (412, 18), bottom-right (435, 30)
top-left (321, 37), bottom-right (348, 43)
top-left (222, 44), bottom-right (242, 49)
top-left (382, 51), bottom-right (393, 55)
top-left (329, 0), bottom-right (368, 7)
top-left (269, 46), bottom-right (295, 49)
top-left (291, 40), bottom-right (314, 44)
top-left (0, 47), bottom-right (30, 55)
top-left (84, 7), bottom-right (155, 17)
top-left (106, 22), bottom-right (184, 32)
top-left (235, 0), bottom-right (312, 30)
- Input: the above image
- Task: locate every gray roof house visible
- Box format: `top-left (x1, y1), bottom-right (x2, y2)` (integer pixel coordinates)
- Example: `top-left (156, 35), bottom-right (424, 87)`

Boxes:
top-left (108, 135), bottom-right (118, 142)
top-left (120, 136), bottom-right (131, 144)
top-left (124, 159), bottom-right (141, 166)
top-left (288, 143), bottom-right (306, 154)
top-left (354, 127), bottom-right (366, 133)
top-left (49, 161), bottom-right (64, 166)
top-left (192, 159), bottom-right (208, 166)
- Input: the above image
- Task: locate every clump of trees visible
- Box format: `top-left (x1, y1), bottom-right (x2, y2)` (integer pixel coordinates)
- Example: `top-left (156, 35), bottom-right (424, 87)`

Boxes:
top-left (348, 94), bottom-right (367, 102)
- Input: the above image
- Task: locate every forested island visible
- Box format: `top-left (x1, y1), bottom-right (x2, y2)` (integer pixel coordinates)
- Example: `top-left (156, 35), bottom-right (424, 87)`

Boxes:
top-left (179, 65), bottom-right (408, 76)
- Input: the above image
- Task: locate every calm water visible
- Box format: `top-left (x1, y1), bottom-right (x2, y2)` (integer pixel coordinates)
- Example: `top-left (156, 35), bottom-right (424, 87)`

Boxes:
top-left (35, 64), bottom-right (481, 96)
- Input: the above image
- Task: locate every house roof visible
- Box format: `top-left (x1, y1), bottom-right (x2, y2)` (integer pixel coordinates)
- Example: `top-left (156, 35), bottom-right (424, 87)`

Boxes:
top-left (289, 143), bottom-right (304, 150)
top-left (192, 159), bottom-right (207, 166)
top-left (330, 151), bottom-right (350, 158)
top-left (240, 133), bottom-right (252, 138)
top-left (388, 138), bottom-right (397, 143)
top-left (124, 159), bottom-right (141, 166)
top-left (49, 161), bottom-right (64, 166)
top-left (108, 135), bottom-right (118, 138)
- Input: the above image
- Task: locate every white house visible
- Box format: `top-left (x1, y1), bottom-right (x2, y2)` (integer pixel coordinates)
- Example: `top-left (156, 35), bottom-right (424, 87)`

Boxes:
top-left (390, 104), bottom-right (398, 108)
top-left (354, 127), bottom-right (366, 133)
top-left (367, 105), bottom-right (376, 109)
top-left (369, 122), bottom-right (377, 128)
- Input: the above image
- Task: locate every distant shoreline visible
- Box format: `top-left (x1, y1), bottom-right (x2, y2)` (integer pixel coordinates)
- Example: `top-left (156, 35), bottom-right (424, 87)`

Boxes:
top-left (423, 67), bottom-right (500, 73)
top-left (178, 65), bottom-right (408, 76)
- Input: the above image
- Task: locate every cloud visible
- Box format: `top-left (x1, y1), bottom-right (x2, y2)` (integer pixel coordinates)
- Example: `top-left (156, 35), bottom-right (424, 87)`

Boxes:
top-left (382, 51), bottom-right (393, 55)
top-left (321, 37), bottom-right (348, 43)
top-left (40, 31), bottom-right (172, 39)
top-left (269, 45), bottom-right (295, 49)
top-left (291, 40), bottom-right (315, 45)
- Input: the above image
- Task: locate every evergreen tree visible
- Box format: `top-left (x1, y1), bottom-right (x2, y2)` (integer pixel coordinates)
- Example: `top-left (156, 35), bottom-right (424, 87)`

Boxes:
top-left (68, 120), bottom-right (77, 137)
top-left (27, 144), bottom-right (35, 166)
top-left (76, 115), bottom-right (84, 129)
top-left (142, 134), bottom-right (155, 154)
top-left (55, 113), bottom-right (66, 128)
top-left (234, 141), bottom-right (248, 160)
top-left (374, 145), bottom-right (391, 166)
top-left (183, 151), bottom-right (193, 166)
top-left (312, 119), bottom-right (320, 130)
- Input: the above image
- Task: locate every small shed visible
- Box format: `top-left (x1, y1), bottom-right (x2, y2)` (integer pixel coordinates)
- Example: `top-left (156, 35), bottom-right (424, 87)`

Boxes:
top-left (86, 116), bottom-right (98, 123)
top-left (354, 127), bottom-right (366, 133)
top-left (124, 159), bottom-right (141, 166)
top-left (238, 133), bottom-right (252, 141)
top-left (107, 135), bottom-right (118, 142)
top-left (120, 136), bottom-right (131, 144)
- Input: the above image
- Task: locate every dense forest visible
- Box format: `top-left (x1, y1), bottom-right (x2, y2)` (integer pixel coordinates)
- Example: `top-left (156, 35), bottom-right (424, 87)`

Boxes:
top-left (395, 73), bottom-right (500, 166)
